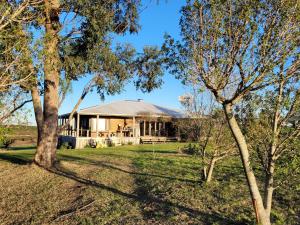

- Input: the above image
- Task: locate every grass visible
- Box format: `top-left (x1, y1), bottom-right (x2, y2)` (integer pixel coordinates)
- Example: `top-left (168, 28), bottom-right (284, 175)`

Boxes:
top-left (0, 143), bottom-right (298, 225)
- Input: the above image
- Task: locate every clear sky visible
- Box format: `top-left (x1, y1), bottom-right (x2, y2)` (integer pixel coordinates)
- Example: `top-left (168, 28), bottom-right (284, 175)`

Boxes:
top-left (28, 1), bottom-right (189, 124)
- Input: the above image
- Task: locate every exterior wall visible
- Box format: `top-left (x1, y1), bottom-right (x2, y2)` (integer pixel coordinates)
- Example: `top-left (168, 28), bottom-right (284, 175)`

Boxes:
top-left (109, 118), bottom-right (126, 131)
top-left (59, 135), bottom-right (140, 149)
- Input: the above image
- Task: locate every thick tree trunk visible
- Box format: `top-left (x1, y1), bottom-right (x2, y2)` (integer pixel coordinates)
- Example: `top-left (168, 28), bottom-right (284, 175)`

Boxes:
top-left (206, 158), bottom-right (216, 183)
top-left (223, 103), bottom-right (270, 225)
top-left (31, 85), bottom-right (43, 145)
top-left (34, 0), bottom-right (60, 168)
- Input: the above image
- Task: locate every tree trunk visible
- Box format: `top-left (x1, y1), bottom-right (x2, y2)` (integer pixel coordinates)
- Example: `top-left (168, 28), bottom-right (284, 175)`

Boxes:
top-left (223, 103), bottom-right (270, 225)
top-left (263, 76), bottom-right (283, 218)
top-left (263, 158), bottom-right (275, 217)
top-left (31, 85), bottom-right (43, 145)
top-left (206, 158), bottom-right (216, 183)
top-left (34, 0), bottom-right (60, 168)
top-left (202, 165), bottom-right (207, 181)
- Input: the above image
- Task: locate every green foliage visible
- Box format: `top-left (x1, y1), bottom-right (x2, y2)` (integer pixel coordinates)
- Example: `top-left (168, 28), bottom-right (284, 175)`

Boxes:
top-left (0, 127), bottom-right (14, 149)
top-left (180, 143), bottom-right (200, 155)
top-left (56, 0), bottom-right (164, 99)
top-left (108, 142), bottom-right (116, 147)
top-left (59, 142), bottom-right (73, 150)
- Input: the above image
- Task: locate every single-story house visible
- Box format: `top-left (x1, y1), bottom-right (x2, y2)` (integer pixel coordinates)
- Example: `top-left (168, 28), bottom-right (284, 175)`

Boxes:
top-left (58, 99), bottom-right (185, 148)
top-left (288, 113), bottom-right (300, 127)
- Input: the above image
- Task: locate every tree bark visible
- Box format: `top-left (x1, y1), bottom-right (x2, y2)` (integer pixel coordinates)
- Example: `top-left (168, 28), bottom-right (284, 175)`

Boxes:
top-left (206, 158), bottom-right (216, 183)
top-left (223, 103), bottom-right (270, 225)
top-left (34, 0), bottom-right (60, 168)
top-left (263, 77), bottom-right (283, 217)
top-left (30, 85), bottom-right (43, 146)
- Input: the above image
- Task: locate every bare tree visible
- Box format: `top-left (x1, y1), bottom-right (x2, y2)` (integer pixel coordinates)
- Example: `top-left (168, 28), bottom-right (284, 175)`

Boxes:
top-left (163, 0), bottom-right (299, 224)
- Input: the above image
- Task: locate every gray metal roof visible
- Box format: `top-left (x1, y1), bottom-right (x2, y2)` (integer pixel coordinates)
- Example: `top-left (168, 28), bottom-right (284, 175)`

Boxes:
top-left (77, 100), bottom-right (185, 118)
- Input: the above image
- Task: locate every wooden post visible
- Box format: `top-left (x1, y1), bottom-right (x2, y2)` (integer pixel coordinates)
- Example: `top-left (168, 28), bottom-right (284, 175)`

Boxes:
top-left (107, 118), bottom-right (110, 137)
top-left (65, 118), bottom-right (67, 135)
top-left (154, 121), bottom-right (157, 136)
top-left (133, 116), bottom-right (136, 137)
top-left (96, 115), bottom-right (99, 138)
top-left (76, 113), bottom-right (80, 137)
top-left (149, 121), bottom-right (151, 136)
top-left (158, 122), bottom-right (161, 136)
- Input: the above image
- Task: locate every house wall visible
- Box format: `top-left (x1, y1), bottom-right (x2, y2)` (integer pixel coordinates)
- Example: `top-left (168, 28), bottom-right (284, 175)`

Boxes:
top-left (58, 135), bottom-right (140, 149)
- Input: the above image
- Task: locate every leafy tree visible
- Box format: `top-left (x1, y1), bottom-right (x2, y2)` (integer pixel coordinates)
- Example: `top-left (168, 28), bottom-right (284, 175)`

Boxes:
top-left (163, 0), bottom-right (299, 224)
top-left (1, 0), bottom-right (165, 168)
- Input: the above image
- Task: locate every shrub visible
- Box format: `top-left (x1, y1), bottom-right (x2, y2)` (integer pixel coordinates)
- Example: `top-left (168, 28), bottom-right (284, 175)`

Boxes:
top-left (96, 142), bottom-right (105, 148)
top-left (128, 141), bottom-right (133, 145)
top-left (180, 143), bottom-right (200, 155)
top-left (107, 142), bottom-right (115, 147)
top-left (59, 142), bottom-right (72, 150)
top-left (2, 137), bottom-right (14, 149)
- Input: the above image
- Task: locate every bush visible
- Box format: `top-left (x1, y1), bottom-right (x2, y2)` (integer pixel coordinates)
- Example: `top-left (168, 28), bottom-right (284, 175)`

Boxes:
top-left (128, 141), bottom-right (133, 145)
top-left (107, 142), bottom-right (115, 147)
top-left (180, 143), bottom-right (200, 155)
top-left (59, 142), bottom-right (72, 150)
top-left (2, 137), bottom-right (14, 149)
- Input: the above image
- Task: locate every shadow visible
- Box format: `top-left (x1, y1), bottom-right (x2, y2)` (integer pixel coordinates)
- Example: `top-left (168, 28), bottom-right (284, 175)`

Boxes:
top-left (46, 163), bottom-right (239, 225)
top-left (132, 149), bottom-right (178, 154)
top-left (8, 146), bottom-right (36, 151)
top-left (58, 154), bottom-right (199, 185)
top-left (0, 153), bottom-right (32, 165)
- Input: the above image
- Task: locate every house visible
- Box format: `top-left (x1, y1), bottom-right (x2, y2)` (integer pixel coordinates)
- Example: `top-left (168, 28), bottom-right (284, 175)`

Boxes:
top-left (58, 99), bottom-right (185, 148)
top-left (288, 113), bottom-right (300, 127)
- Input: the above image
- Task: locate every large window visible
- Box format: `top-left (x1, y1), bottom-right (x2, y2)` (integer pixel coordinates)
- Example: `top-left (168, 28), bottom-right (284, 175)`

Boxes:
top-left (90, 118), bottom-right (106, 131)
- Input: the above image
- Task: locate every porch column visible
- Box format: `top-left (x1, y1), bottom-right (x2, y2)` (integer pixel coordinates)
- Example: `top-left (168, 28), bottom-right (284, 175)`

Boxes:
top-left (96, 115), bottom-right (99, 138)
top-left (65, 118), bottom-right (67, 135)
top-left (107, 118), bottom-right (110, 137)
top-left (143, 120), bottom-right (146, 136)
top-left (149, 121), bottom-right (151, 136)
top-left (158, 122), bottom-right (161, 136)
top-left (133, 116), bottom-right (136, 137)
top-left (76, 113), bottom-right (80, 137)
top-left (154, 121), bottom-right (157, 136)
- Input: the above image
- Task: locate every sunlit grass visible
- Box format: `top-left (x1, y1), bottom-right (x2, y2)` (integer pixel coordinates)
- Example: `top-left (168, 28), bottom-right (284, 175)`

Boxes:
top-left (0, 143), bottom-right (298, 224)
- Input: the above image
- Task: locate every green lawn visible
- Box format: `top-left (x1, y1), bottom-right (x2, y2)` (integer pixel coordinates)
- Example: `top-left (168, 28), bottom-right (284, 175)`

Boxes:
top-left (0, 144), bottom-right (298, 225)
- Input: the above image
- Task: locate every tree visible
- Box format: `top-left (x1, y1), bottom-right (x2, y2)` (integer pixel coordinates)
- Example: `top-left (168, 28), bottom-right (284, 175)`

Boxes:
top-left (163, 0), bottom-right (299, 224)
top-left (3, 0), bottom-right (165, 168)
top-left (179, 90), bottom-right (236, 183)
top-left (0, 86), bottom-right (32, 123)
top-left (0, 0), bottom-right (39, 90)
top-left (199, 109), bottom-right (237, 183)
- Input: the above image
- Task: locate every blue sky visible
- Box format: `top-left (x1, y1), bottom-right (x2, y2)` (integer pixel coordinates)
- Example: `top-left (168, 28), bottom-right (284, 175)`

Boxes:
top-left (28, 1), bottom-right (188, 124)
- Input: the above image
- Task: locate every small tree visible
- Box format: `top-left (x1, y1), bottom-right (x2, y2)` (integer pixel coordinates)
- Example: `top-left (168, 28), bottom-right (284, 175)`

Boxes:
top-left (199, 109), bottom-right (237, 183)
top-left (163, 0), bottom-right (299, 224)
top-left (179, 88), bottom-right (236, 183)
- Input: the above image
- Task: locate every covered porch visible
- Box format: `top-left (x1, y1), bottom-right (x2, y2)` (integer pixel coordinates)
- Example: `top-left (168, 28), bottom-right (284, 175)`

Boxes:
top-left (58, 113), bottom-right (177, 139)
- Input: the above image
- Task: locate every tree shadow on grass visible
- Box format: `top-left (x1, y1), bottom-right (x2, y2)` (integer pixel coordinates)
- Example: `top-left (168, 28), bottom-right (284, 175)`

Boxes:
top-left (47, 163), bottom-right (240, 225)
top-left (0, 152), bottom-right (32, 165)
top-left (132, 149), bottom-right (178, 154)
top-left (8, 146), bottom-right (36, 151)
top-left (59, 154), bottom-right (199, 185)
